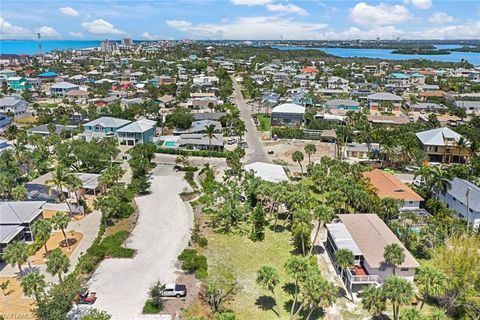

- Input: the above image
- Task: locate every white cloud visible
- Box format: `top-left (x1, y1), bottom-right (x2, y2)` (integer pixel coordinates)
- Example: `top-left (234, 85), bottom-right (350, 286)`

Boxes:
top-left (408, 21), bottom-right (480, 39)
top-left (59, 7), bottom-right (79, 17)
top-left (429, 12), bottom-right (455, 23)
top-left (166, 20), bottom-right (192, 28)
top-left (81, 19), bottom-right (125, 35)
top-left (0, 17), bottom-right (32, 39)
top-left (230, 0), bottom-right (272, 5)
top-left (142, 32), bottom-right (155, 40)
top-left (324, 26), bottom-right (403, 40)
top-left (165, 16), bottom-right (327, 40)
top-left (266, 3), bottom-right (308, 15)
top-left (36, 26), bottom-right (60, 38)
top-left (404, 0), bottom-right (432, 9)
top-left (69, 31), bottom-right (84, 38)
top-left (350, 2), bottom-right (411, 26)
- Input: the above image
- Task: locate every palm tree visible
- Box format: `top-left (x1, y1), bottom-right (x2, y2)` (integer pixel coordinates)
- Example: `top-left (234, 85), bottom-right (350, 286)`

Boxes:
top-left (256, 266), bottom-right (280, 317)
top-left (32, 219), bottom-right (52, 255)
top-left (20, 271), bottom-right (46, 304)
top-left (46, 248), bottom-right (70, 282)
top-left (148, 281), bottom-right (165, 311)
top-left (3, 241), bottom-right (29, 275)
top-left (399, 307), bottom-right (426, 320)
top-left (11, 185), bottom-right (27, 201)
top-left (413, 165), bottom-right (432, 185)
top-left (383, 276), bottom-right (414, 320)
top-left (66, 174), bottom-right (83, 206)
top-left (335, 248), bottom-right (355, 300)
top-left (428, 166), bottom-right (452, 195)
top-left (304, 144), bottom-right (316, 166)
top-left (430, 308), bottom-right (448, 320)
top-left (285, 256), bottom-right (309, 317)
top-left (305, 278), bottom-right (337, 320)
top-left (310, 205), bottom-right (334, 254)
top-left (455, 137), bottom-right (468, 164)
top-left (203, 124), bottom-right (217, 155)
top-left (360, 285), bottom-right (386, 317)
top-left (291, 151), bottom-right (304, 176)
top-left (383, 243), bottom-right (405, 276)
top-left (415, 266), bottom-right (447, 309)
top-left (51, 211), bottom-right (71, 251)
top-left (47, 165), bottom-right (75, 215)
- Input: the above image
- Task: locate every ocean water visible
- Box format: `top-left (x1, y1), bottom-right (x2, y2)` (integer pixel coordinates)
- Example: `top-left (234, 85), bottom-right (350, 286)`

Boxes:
top-left (0, 40), bottom-right (102, 55)
top-left (271, 45), bottom-right (480, 65)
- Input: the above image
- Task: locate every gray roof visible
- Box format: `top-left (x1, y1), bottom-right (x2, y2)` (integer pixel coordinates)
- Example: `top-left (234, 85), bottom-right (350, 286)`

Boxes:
top-left (416, 127), bottom-right (466, 146)
top-left (367, 92), bottom-right (402, 101)
top-left (83, 116), bottom-right (131, 129)
top-left (27, 124), bottom-right (76, 134)
top-left (325, 99), bottom-right (360, 107)
top-left (174, 120), bottom-right (221, 135)
top-left (76, 173), bottom-right (101, 190)
top-left (455, 101), bottom-right (480, 110)
top-left (193, 112), bottom-right (226, 121)
top-left (0, 201), bottom-right (46, 224)
top-left (445, 178), bottom-right (480, 212)
top-left (178, 133), bottom-right (224, 147)
top-left (410, 102), bottom-right (445, 110)
top-left (0, 96), bottom-right (26, 108)
top-left (1, 225), bottom-right (24, 244)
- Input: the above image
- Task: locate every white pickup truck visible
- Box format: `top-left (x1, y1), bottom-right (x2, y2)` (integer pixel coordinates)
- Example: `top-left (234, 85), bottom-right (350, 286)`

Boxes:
top-left (160, 283), bottom-right (187, 298)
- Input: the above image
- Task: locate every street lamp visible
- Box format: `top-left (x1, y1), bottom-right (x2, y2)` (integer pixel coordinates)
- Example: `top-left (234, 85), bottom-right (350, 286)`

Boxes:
top-left (466, 187), bottom-right (472, 232)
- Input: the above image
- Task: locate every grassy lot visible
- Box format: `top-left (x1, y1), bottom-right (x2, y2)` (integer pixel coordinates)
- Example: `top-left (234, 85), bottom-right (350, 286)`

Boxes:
top-left (256, 114), bottom-right (271, 131)
top-left (14, 115), bottom-right (37, 125)
top-left (203, 228), bottom-right (294, 319)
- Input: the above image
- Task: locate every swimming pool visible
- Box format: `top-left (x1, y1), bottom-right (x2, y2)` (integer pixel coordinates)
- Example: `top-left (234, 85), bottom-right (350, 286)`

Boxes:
top-left (163, 141), bottom-right (176, 148)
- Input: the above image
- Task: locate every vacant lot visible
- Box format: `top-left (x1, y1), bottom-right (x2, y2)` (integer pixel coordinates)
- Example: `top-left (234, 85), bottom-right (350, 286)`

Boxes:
top-left (203, 228), bottom-right (294, 319)
top-left (256, 114), bottom-right (271, 131)
top-left (263, 140), bottom-right (336, 165)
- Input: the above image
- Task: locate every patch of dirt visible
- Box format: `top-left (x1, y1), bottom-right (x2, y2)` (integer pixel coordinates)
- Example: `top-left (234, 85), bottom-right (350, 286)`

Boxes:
top-left (263, 140), bottom-right (336, 165)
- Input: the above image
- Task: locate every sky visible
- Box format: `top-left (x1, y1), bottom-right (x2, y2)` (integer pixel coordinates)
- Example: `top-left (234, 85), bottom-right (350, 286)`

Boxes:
top-left (1, 0), bottom-right (479, 40)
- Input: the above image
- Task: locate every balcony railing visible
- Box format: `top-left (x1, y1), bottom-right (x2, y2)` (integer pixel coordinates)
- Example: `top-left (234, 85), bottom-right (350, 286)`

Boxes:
top-left (347, 269), bottom-right (380, 284)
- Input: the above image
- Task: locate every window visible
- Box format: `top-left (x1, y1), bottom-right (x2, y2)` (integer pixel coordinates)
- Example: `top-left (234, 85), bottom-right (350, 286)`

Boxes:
top-left (400, 268), bottom-right (409, 272)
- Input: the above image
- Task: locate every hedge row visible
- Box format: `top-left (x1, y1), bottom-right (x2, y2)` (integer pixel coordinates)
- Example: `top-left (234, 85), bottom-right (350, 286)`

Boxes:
top-left (157, 147), bottom-right (230, 158)
top-left (271, 127), bottom-right (305, 139)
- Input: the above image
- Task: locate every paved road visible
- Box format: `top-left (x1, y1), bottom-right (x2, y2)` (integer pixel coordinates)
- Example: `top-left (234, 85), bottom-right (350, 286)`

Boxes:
top-left (86, 168), bottom-right (193, 319)
top-left (231, 77), bottom-right (270, 164)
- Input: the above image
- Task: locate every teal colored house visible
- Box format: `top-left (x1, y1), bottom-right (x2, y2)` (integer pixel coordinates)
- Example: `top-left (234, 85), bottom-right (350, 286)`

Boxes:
top-left (116, 119), bottom-right (156, 146)
top-left (82, 116), bottom-right (131, 134)
top-left (325, 99), bottom-right (360, 111)
top-left (7, 77), bottom-right (32, 91)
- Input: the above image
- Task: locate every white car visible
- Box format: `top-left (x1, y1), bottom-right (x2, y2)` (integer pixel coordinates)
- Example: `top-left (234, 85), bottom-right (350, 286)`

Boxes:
top-left (160, 283), bottom-right (187, 298)
top-left (227, 138), bottom-right (237, 145)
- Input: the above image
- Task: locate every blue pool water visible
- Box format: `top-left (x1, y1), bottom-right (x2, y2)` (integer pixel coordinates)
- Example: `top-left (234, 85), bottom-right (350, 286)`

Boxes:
top-left (163, 141), bottom-right (176, 148)
top-left (271, 45), bottom-right (480, 65)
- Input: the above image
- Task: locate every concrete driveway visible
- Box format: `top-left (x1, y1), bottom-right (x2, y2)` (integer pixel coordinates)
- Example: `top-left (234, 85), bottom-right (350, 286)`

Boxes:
top-left (86, 168), bottom-right (193, 319)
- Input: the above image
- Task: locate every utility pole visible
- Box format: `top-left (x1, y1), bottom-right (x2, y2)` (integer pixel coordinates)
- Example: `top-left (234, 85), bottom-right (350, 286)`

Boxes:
top-left (466, 187), bottom-right (472, 232)
top-left (37, 33), bottom-right (43, 63)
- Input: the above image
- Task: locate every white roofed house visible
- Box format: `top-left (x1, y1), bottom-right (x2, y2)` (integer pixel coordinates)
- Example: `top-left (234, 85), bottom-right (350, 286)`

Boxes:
top-left (416, 127), bottom-right (471, 164)
top-left (271, 103), bottom-right (305, 127)
top-left (50, 81), bottom-right (80, 96)
top-left (116, 119), bottom-right (156, 146)
top-left (0, 95), bottom-right (28, 118)
top-left (367, 92), bottom-right (402, 114)
top-left (325, 214), bottom-right (419, 295)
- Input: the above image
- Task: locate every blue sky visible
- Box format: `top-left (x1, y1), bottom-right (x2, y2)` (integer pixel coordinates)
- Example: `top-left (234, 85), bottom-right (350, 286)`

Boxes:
top-left (1, 0), bottom-right (479, 40)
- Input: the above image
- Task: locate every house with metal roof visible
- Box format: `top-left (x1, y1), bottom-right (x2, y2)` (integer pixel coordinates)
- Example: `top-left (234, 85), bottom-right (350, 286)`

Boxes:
top-left (50, 81), bottom-right (80, 96)
top-left (325, 214), bottom-right (419, 294)
top-left (0, 201), bottom-right (46, 253)
top-left (83, 116), bottom-right (131, 134)
top-left (7, 77), bottom-right (32, 91)
top-left (177, 133), bottom-right (224, 151)
top-left (116, 119), bottom-right (156, 146)
top-left (27, 124), bottom-right (77, 137)
top-left (244, 162), bottom-right (289, 183)
top-left (434, 177), bottom-right (480, 229)
top-left (324, 99), bottom-right (360, 111)
top-left (416, 127), bottom-right (471, 164)
top-left (0, 69), bottom-right (17, 79)
top-left (0, 95), bottom-right (27, 118)
top-left (367, 92), bottom-right (402, 113)
top-left (271, 103), bottom-right (305, 127)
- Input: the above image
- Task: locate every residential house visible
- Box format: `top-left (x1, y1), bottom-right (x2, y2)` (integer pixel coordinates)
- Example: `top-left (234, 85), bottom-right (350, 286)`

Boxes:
top-left (0, 114), bottom-right (12, 128)
top-left (325, 214), bottom-right (419, 294)
top-left (363, 169), bottom-right (424, 210)
top-left (455, 100), bottom-right (480, 114)
top-left (344, 143), bottom-right (380, 161)
top-left (0, 96), bottom-right (28, 118)
top-left (192, 112), bottom-right (226, 121)
top-left (244, 162), bottom-right (289, 183)
top-left (416, 127), bottom-right (471, 164)
top-left (7, 77), bottom-right (32, 91)
top-left (434, 177), bottom-right (480, 229)
top-left (82, 116), bottom-right (131, 141)
top-left (367, 92), bottom-right (402, 113)
top-left (325, 99), bottom-right (360, 112)
top-left (38, 71), bottom-right (58, 82)
top-left (27, 124), bottom-right (76, 137)
top-left (408, 102), bottom-right (446, 112)
top-left (177, 133), bottom-right (224, 151)
top-left (0, 201), bottom-right (46, 255)
top-left (116, 119), bottom-right (156, 146)
top-left (0, 69), bottom-right (17, 79)
top-left (0, 139), bottom-right (13, 153)
top-left (66, 90), bottom-right (89, 103)
top-left (173, 120), bottom-right (222, 135)
top-left (50, 81), bottom-right (79, 96)
top-left (271, 103), bottom-right (305, 127)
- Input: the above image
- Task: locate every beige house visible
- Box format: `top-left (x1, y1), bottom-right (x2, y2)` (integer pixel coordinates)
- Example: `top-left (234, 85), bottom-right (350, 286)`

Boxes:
top-left (326, 214), bottom-right (419, 294)
top-left (416, 127), bottom-right (471, 164)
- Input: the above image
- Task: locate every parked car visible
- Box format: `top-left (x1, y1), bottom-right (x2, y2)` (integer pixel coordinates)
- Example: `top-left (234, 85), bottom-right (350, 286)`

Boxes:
top-left (239, 141), bottom-right (249, 149)
top-left (160, 283), bottom-right (187, 298)
top-left (227, 138), bottom-right (237, 145)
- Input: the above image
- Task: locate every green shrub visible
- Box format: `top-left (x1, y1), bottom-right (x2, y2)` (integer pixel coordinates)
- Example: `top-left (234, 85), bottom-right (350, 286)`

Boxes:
top-left (272, 126), bottom-right (305, 139)
top-left (197, 237), bottom-right (208, 248)
top-left (178, 248), bottom-right (208, 279)
top-left (142, 300), bottom-right (163, 314)
top-left (157, 147), bottom-right (230, 158)
top-left (178, 249), bottom-right (197, 261)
